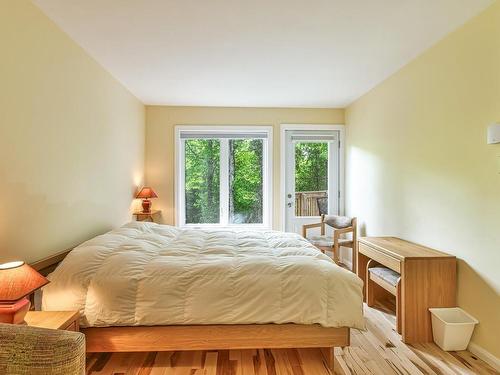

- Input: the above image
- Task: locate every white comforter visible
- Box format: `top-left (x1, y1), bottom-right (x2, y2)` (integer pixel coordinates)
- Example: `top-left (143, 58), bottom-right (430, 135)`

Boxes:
top-left (42, 222), bottom-right (364, 329)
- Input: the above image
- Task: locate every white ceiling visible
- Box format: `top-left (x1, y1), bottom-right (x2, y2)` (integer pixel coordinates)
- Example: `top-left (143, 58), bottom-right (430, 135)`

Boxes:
top-left (33, 0), bottom-right (492, 108)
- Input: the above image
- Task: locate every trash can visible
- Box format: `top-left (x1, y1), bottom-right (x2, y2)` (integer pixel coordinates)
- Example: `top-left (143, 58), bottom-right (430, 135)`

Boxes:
top-left (429, 307), bottom-right (478, 351)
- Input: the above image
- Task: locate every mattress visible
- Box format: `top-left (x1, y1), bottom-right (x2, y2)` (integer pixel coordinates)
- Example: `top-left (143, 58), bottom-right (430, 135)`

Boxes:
top-left (42, 222), bottom-right (364, 329)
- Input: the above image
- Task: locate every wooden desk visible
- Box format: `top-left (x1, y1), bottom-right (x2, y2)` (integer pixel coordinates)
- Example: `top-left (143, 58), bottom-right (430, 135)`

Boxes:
top-left (357, 237), bottom-right (456, 343)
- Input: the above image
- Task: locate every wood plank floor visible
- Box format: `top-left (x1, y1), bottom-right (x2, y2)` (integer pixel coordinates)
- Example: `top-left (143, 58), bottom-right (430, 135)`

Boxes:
top-left (86, 304), bottom-right (498, 375)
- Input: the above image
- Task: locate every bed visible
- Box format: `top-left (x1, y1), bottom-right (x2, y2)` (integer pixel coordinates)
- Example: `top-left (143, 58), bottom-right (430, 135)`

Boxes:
top-left (41, 222), bottom-right (364, 369)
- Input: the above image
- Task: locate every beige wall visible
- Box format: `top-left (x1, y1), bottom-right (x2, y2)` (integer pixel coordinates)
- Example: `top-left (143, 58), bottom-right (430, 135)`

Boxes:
top-left (3, 0), bottom-right (497, 358)
top-left (0, 1), bottom-right (145, 264)
top-left (146, 106), bottom-right (344, 230)
top-left (346, 2), bottom-right (500, 357)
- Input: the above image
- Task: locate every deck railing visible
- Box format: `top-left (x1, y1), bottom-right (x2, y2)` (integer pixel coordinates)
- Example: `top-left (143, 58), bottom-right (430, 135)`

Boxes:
top-left (295, 191), bottom-right (327, 216)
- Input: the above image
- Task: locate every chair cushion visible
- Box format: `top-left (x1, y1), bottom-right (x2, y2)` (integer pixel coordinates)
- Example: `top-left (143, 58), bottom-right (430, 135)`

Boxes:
top-left (323, 215), bottom-right (353, 229)
top-left (306, 236), bottom-right (352, 248)
top-left (369, 267), bottom-right (400, 286)
top-left (306, 235), bottom-right (334, 247)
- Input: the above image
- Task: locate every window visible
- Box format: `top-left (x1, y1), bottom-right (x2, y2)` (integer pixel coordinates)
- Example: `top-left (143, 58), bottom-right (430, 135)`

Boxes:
top-left (176, 126), bottom-right (272, 228)
top-left (294, 141), bottom-right (329, 217)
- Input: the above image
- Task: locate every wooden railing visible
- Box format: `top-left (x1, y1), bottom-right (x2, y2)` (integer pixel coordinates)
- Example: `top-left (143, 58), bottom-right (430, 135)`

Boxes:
top-left (295, 191), bottom-right (327, 216)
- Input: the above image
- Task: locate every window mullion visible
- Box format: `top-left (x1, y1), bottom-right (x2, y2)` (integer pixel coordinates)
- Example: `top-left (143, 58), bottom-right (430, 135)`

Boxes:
top-left (179, 139), bottom-right (186, 226)
top-left (262, 138), bottom-right (269, 228)
top-left (219, 139), bottom-right (229, 226)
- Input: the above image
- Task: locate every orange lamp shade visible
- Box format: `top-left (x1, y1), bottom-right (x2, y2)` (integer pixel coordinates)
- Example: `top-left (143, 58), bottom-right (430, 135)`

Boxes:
top-left (0, 261), bottom-right (49, 324)
top-left (0, 262), bottom-right (49, 301)
top-left (135, 187), bottom-right (158, 199)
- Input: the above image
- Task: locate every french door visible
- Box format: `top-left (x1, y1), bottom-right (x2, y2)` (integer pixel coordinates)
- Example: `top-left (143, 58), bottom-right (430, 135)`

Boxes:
top-left (283, 129), bottom-right (341, 234)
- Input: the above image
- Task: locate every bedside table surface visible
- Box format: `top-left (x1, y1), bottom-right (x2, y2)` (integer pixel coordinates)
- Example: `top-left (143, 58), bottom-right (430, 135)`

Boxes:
top-left (25, 311), bottom-right (79, 330)
top-left (133, 210), bottom-right (161, 215)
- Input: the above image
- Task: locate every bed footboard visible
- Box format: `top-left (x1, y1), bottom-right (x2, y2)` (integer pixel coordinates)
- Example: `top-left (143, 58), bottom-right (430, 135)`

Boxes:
top-left (82, 324), bottom-right (349, 370)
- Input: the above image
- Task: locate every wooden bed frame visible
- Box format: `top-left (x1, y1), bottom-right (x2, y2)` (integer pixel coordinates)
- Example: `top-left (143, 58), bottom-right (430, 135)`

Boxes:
top-left (31, 247), bottom-right (351, 370)
top-left (82, 324), bottom-right (349, 370)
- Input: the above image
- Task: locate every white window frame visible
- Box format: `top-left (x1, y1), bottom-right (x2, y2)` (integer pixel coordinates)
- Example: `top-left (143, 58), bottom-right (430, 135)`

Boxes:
top-left (175, 125), bottom-right (273, 229)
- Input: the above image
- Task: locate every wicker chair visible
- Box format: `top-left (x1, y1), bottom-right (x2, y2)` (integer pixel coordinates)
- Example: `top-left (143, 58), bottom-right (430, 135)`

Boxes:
top-left (0, 323), bottom-right (85, 375)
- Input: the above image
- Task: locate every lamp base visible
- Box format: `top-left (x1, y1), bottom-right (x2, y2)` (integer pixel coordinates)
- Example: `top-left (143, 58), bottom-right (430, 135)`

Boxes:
top-left (0, 298), bottom-right (31, 324)
top-left (141, 199), bottom-right (152, 213)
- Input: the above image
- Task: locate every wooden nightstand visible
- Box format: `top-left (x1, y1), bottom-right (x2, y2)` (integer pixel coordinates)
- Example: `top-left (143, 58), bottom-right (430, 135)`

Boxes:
top-left (25, 311), bottom-right (80, 332)
top-left (134, 209), bottom-right (161, 222)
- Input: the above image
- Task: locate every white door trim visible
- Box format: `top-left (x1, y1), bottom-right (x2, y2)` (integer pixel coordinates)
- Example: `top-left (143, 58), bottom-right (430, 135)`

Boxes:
top-left (280, 124), bottom-right (345, 232)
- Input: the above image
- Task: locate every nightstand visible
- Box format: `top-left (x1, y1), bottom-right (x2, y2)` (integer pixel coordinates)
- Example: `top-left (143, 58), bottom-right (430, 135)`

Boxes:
top-left (24, 311), bottom-right (80, 332)
top-left (134, 209), bottom-right (161, 222)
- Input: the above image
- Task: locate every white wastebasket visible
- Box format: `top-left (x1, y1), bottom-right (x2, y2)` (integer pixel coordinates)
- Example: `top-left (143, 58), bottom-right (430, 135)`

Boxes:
top-left (429, 307), bottom-right (478, 351)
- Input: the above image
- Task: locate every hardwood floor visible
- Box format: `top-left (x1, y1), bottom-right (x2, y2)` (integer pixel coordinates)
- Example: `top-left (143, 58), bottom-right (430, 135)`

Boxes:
top-left (86, 304), bottom-right (497, 375)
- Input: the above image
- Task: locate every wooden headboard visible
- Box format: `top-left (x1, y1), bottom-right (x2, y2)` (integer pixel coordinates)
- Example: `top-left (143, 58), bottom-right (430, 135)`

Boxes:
top-left (28, 248), bottom-right (73, 310)
top-left (30, 248), bottom-right (73, 276)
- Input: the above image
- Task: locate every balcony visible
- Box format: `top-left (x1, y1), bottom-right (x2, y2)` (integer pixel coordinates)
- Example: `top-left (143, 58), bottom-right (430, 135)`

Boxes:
top-left (295, 191), bottom-right (327, 217)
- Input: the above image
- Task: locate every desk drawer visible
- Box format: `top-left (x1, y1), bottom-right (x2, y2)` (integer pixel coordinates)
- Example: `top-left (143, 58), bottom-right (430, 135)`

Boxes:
top-left (359, 243), bottom-right (401, 273)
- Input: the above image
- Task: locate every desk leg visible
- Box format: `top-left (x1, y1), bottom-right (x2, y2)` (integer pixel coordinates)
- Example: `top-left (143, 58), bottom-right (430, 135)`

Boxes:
top-left (356, 252), bottom-right (369, 302)
top-left (396, 280), bottom-right (402, 334)
top-left (402, 258), bottom-right (456, 343)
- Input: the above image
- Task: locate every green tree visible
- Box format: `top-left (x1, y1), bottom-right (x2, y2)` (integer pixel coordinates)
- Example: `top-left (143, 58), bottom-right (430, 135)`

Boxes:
top-left (185, 139), bottom-right (328, 225)
top-left (229, 139), bottom-right (263, 223)
top-left (184, 139), bottom-right (220, 223)
top-left (295, 143), bottom-right (328, 192)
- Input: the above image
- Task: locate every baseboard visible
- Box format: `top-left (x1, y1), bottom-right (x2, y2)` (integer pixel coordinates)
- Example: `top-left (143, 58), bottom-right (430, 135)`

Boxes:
top-left (468, 341), bottom-right (500, 372)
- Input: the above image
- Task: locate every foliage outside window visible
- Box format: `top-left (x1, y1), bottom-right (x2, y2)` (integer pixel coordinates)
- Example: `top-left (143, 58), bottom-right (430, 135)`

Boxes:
top-left (181, 131), bottom-right (269, 226)
top-left (294, 142), bottom-right (329, 217)
top-left (229, 139), bottom-right (263, 224)
top-left (184, 139), bottom-right (220, 224)
top-left (294, 142), bottom-right (328, 192)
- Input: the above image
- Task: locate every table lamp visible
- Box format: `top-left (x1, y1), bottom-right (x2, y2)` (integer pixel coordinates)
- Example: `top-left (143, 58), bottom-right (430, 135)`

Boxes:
top-left (0, 261), bottom-right (49, 324)
top-left (136, 186), bottom-right (158, 213)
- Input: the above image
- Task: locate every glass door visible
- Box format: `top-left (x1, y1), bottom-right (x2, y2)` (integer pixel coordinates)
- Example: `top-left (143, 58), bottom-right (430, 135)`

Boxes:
top-left (284, 130), bottom-right (340, 234)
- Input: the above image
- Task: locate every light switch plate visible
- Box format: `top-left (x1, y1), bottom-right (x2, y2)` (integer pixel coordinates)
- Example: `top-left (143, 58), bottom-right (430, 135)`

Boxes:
top-left (487, 123), bottom-right (500, 144)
